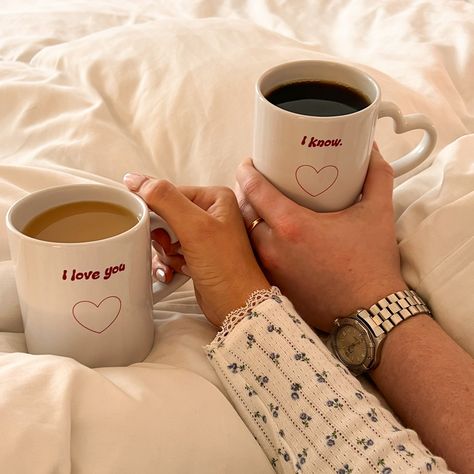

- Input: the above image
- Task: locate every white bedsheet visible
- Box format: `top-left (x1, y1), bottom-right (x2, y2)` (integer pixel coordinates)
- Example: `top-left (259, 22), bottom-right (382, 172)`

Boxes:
top-left (0, 1), bottom-right (473, 472)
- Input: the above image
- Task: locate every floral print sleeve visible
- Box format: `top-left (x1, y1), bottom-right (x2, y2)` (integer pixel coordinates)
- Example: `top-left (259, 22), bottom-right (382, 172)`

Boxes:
top-left (205, 288), bottom-right (450, 474)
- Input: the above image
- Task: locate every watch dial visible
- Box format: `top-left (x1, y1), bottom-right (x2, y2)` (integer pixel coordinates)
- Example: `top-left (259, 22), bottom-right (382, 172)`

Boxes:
top-left (335, 324), bottom-right (368, 366)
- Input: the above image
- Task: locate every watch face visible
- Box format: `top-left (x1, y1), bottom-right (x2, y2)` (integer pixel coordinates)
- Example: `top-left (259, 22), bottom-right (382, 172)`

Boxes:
top-left (334, 322), bottom-right (369, 366)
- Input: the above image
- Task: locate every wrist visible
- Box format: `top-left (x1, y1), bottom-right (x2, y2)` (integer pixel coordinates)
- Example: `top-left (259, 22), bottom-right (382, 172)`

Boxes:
top-left (331, 287), bottom-right (431, 376)
top-left (348, 277), bottom-right (408, 316)
top-left (369, 313), bottom-right (433, 381)
top-left (212, 273), bottom-right (271, 327)
top-left (212, 286), bottom-right (282, 345)
top-left (225, 280), bottom-right (272, 321)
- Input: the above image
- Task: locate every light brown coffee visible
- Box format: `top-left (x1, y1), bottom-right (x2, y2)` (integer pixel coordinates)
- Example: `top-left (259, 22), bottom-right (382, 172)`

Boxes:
top-left (22, 201), bottom-right (138, 243)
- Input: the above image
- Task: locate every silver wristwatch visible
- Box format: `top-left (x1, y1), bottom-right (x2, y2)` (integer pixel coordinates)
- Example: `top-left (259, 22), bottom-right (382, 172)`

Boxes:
top-left (330, 289), bottom-right (431, 375)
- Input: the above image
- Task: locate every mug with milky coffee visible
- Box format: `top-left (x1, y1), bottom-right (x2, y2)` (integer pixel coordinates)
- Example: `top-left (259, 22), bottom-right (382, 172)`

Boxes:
top-left (253, 60), bottom-right (437, 212)
top-left (6, 184), bottom-right (189, 368)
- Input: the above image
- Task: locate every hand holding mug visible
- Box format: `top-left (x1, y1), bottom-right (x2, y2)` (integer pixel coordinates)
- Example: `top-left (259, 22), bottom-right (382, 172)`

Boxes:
top-left (6, 184), bottom-right (188, 367)
top-left (124, 175), bottom-right (270, 327)
top-left (254, 60), bottom-right (437, 212)
top-left (236, 146), bottom-right (407, 332)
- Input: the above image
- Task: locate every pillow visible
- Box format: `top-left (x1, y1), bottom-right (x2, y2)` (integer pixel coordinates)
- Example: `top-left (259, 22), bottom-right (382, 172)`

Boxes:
top-left (395, 136), bottom-right (474, 355)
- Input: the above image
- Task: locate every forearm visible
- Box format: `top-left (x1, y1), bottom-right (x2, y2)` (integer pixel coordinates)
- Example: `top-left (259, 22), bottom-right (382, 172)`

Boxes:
top-left (206, 292), bottom-right (449, 473)
top-left (370, 314), bottom-right (474, 474)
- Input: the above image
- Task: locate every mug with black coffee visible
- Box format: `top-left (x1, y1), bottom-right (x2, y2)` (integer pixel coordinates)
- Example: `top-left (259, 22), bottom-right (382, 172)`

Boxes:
top-left (6, 184), bottom-right (189, 367)
top-left (253, 60), bottom-right (437, 211)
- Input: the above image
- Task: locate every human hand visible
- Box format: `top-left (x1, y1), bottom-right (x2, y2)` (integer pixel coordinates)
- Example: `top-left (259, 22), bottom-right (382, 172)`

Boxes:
top-left (123, 175), bottom-right (270, 327)
top-left (235, 146), bottom-right (407, 332)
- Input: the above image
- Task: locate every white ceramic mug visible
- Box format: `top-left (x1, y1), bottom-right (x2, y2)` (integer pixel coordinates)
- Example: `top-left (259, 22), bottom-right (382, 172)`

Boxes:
top-left (6, 184), bottom-right (189, 368)
top-left (253, 60), bottom-right (437, 211)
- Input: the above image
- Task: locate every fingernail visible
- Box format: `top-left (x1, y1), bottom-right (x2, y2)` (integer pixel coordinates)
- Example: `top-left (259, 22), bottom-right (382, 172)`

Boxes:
top-left (152, 241), bottom-right (162, 253)
top-left (155, 268), bottom-right (167, 283)
top-left (123, 173), bottom-right (148, 191)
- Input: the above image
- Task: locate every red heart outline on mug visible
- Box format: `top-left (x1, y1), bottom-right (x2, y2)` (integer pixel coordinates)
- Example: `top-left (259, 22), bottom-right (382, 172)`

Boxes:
top-left (295, 165), bottom-right (339, 197)
top-left (72, 296), bottom-right (121, 334)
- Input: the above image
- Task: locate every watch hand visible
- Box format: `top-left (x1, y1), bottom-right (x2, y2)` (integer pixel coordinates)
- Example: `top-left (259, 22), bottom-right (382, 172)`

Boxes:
top-left (347, 336), bottom-right (365, 355)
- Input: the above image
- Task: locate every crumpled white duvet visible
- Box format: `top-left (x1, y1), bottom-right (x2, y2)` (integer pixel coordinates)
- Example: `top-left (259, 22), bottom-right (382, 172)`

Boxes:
top-left (0, 1), bottom-right (473, 473)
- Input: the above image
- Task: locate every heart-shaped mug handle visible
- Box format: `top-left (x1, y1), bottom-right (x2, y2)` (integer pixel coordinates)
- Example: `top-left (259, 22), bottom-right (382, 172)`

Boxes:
top-left (149, 213), bottom-right (190, 304)
top-left (378, 101), bottom-right (437, 177)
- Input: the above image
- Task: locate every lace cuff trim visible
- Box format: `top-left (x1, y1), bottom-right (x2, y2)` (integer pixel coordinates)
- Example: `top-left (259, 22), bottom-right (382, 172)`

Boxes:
top-left (214, 286), bottom-right (282, 344)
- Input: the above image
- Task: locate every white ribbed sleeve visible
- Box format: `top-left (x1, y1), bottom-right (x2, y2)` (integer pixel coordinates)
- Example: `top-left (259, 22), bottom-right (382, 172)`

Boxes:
top-left (205, 291), bottom-right (449, 474)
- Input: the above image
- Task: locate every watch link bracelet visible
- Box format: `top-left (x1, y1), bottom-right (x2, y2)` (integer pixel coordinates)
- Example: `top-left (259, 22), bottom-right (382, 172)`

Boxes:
top-left (330, 289), bottom-right (431, 375)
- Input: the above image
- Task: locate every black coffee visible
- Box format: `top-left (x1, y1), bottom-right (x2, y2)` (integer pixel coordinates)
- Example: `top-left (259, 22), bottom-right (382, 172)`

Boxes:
top-left (266, 80), bottom-right (370, 117)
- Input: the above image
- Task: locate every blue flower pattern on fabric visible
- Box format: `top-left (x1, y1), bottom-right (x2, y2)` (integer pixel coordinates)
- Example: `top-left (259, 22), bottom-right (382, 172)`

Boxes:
top-left (206, 292), bottom-right (448, 473)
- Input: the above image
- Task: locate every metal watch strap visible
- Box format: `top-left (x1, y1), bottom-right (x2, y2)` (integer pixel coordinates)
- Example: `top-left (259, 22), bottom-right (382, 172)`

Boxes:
top-left (357, 289), bottom-right (431, 338)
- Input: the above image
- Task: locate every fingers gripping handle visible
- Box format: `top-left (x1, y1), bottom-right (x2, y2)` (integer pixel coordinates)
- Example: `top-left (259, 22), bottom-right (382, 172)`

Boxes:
top-left (378, 101), bottom-right (437, 177)
top-left (149, 213), bottom-right (190, 304)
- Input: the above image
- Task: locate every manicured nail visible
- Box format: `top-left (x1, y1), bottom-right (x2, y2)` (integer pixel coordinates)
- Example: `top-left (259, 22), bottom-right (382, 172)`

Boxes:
top-left (123, 173), bottom-right (148, 191)
top-left (155, 268), bottom-right (167, 283)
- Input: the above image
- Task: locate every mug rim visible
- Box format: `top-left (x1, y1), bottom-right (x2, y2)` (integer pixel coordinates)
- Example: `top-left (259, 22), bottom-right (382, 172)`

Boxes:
top-left (256, 59), bottom-right (381, 120)
top-left (6, 183), bottom-right (148, 247)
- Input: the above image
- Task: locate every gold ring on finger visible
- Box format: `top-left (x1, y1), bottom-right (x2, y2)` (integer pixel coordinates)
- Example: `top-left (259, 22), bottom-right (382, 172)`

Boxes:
top-left (247, 217), bottom-right (264, 234)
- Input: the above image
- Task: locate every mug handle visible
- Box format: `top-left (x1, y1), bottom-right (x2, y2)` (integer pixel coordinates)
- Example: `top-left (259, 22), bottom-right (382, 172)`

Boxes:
top-left (149, 213), bottom-right (190, 304)
top-left (378, 101), bottom-right (437, 177)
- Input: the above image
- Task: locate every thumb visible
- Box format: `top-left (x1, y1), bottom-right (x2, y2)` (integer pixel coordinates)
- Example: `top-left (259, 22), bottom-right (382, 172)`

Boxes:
top-left (123, 173), bottom-right (201, 241)
top-left (236, 158), bottom-right (298, 227)
top-left (361, 146), bottom-right (394, 209)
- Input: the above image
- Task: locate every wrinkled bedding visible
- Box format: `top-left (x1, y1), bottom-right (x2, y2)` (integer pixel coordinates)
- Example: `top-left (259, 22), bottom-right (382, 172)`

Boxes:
top-left (0, 1), bottom-right (473, 472)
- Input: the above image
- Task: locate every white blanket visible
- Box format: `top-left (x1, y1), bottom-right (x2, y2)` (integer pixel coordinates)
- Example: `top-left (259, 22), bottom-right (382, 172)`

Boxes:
top-left (1, 1), bottom-right (473, 472)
